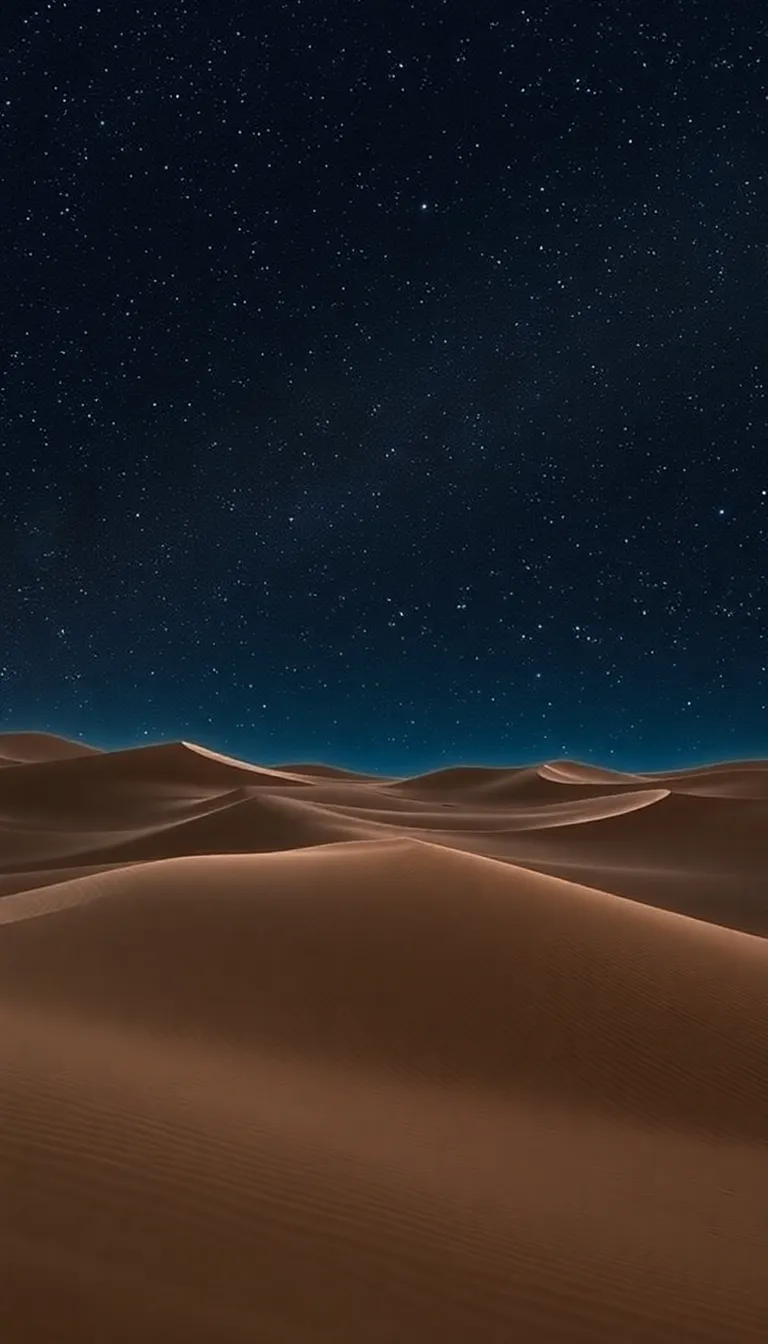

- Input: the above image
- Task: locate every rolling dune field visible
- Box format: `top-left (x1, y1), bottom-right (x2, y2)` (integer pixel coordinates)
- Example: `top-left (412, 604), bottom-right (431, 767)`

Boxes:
top-left (1, 732), bottom-right (767, 1341)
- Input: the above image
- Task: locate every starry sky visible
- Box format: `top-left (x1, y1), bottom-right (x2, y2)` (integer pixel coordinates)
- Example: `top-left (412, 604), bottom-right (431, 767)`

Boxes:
top-left (1, 0), bottom-right (766, 774)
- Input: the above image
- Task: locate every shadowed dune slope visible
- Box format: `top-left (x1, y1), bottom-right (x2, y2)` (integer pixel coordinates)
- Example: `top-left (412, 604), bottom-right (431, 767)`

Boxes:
top-left (640, 759), bottom-right (768, 780)
top-left (1, 840), bottom-right (767, 1141)
top-left (385, 764), bottom-right (535, 794)
top-left (54, 792), bottom-right (373, 866)
top-left (485, 786), bottom-right (768, 934)
top-left (0, 794), bottom-right (371, 874)
top-left (382, 763), bottom-right (603, 803)
top-left (0, 740), bottom-right (308, 817)
top-left (386, 763), bottom-right (659, 806)
top-left (651, 765), bottom-right (768, 798)
top-left (312, 786), bottom-right (668, 833)
top-left (274, 761), bottom-right (395, 780)
top-left (0, 731), bottom-right (103, 763)
top-left (510, 787), bottom-right (768, 865)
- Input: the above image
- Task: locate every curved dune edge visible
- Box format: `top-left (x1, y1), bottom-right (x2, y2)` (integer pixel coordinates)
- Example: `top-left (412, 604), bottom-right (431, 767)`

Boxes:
top-left (538, 759), bottom-right (644, 783)
top-left (2, 738), bottom-right (768, 1341)
top-left (315, 786), bottom-right (671, 832)
top-left (178, 739), bottom-right (310, 782)
top-left (1, 839), bottom-right (767, 1140)
top-left (0, 731), bottom-right (103, 762)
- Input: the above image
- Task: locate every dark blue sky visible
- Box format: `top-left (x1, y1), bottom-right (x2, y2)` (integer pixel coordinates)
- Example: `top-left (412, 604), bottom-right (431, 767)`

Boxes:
top-left (1, 0), bottom-right (766, 774)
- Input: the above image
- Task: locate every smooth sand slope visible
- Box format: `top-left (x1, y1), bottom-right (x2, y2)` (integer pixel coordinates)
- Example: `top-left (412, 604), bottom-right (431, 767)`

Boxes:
top-left (1, 733), bottom-right (767, 1342)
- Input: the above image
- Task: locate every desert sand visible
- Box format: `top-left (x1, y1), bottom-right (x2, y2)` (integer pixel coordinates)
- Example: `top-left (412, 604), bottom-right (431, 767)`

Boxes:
top-left (1, 732), bottom-right (767, 1342)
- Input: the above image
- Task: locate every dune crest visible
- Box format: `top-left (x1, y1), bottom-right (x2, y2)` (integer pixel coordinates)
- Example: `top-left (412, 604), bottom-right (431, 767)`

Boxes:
top-left (538, 759), bottom-right (644, 783)
top-left (0, 731), bottom-right (102, 763)
top-left (2, 737), bottom-right (768, 1341)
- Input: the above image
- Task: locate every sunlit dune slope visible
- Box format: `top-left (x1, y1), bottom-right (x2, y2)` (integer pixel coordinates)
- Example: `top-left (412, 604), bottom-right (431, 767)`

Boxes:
top-left (1, 839), bottom-right (767, 1141)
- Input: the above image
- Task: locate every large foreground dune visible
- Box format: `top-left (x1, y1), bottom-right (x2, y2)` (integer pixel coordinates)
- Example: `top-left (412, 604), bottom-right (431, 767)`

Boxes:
top-left (1, 732), bottom-right (767, 1341)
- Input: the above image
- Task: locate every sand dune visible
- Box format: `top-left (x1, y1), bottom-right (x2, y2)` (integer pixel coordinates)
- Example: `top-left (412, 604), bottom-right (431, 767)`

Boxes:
top-left (648, 765), bottom-right (768, 799)
top-left (538, 758), bottom-right (644, 783)
top-left (275, 761), bottom-right (395, 780)
top-left (0, 731), bottom-right (103, 763)
top-left (386, 761), bottom-right (654, 807)
top-left (2, 736), bottom-right (768, 1341)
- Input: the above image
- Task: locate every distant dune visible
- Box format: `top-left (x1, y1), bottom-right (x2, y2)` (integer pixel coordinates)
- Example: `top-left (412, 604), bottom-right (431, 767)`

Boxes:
top-left (538, 758), bottom-right (644, 783)
top-left (1, 733), bottom-right (767, 1342)
top-left (0, 730), bottom-right (103, 763)
top-left (274, 760), bottom-right (395, 780)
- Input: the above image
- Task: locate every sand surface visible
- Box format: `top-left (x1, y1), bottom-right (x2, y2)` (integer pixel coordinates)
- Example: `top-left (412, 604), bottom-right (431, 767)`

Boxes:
top-left (1, 732), bottom-right (767, 1341)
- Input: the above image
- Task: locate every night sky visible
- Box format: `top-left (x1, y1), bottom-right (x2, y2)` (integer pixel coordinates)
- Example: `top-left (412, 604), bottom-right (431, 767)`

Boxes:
top-left (1, 1), bottom-right (766, 774)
